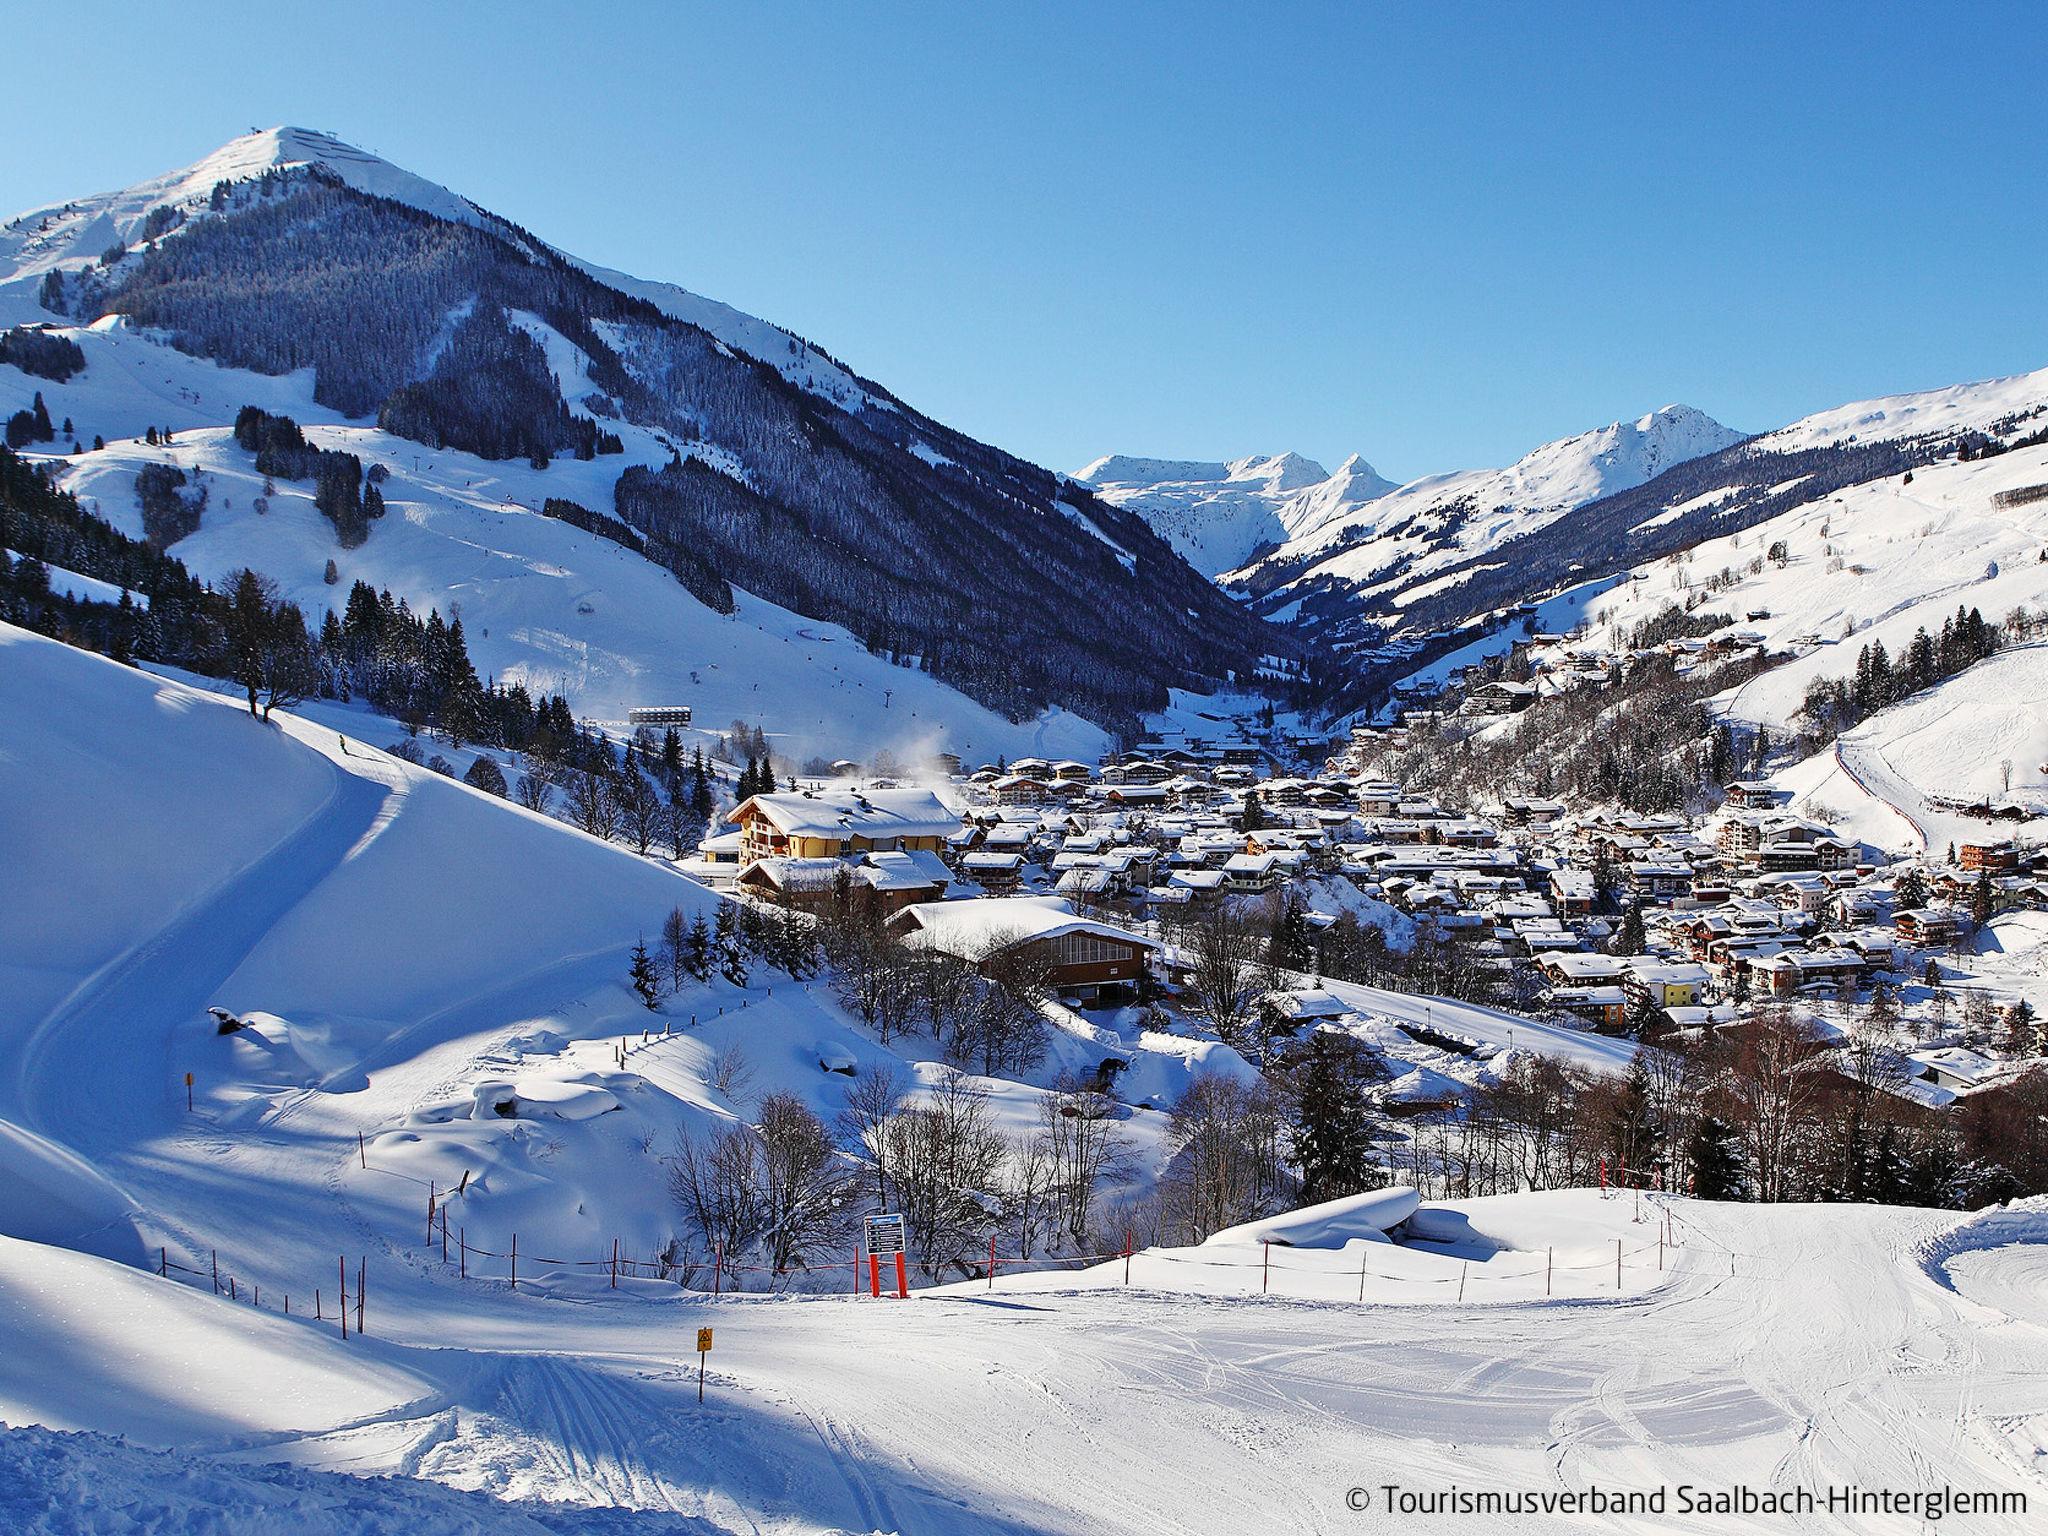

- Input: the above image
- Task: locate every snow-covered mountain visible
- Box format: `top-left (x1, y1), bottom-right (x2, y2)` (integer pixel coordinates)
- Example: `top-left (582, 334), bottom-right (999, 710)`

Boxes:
top-left (1229, 404), bottom-right (1744, 619)
top-left (1077, 449), bottom-right (1395, 577)
top-left (0, 128), bottom-right (1286, 745)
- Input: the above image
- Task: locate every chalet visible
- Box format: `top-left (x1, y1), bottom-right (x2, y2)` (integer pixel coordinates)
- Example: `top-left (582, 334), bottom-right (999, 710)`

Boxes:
top-left (991, 775), bottom-right (1050, 807)
top-left (888, 896), bottom-right (1157, 1001)
top-left (1626, 861), bottom-right (1694, 902)
top-left (1723, 781), bottom-right (1779, 810)
top-left (1502, 796), bottom-right (1566, 827)
top-left (733, 788), bottom-right (958, 863)
top-left (1222, 851), bottom-right (1280, 894)
top-left (960, 851), bottom-right (1025, 893)
top-left (1544, 985), bottom-right (1627, 1032)
top-left (1908, 1046), bottom-right (2010, 1095)
top-left (736, 857), bottom-right (845, 913)
top-left (1960, 841), bottom-right (2019, 873)
top-left (1464, 679), bottom-right (1537, 715)
top-left (857, 849), bottom-right (953, 910)
top-left (1051, 760), bottom-right (1095, 782)
top-left (1894, 907), bottom-right (1962, 948)
top-left (1624, 959), bottom-right (1710, 1009)
top-left (1745, 948), bottom-right (1867, 998)
top-left (1538, 951), bottom-right (1630, 987)
top-left (1549, 868), bottom-right (1598, 916)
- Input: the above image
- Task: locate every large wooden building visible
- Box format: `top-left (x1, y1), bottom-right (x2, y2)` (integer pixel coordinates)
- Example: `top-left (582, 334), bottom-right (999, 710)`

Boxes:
top-left (731, 788), bottom-right (958, 864)
top-left (887, 896), bottom-right (1157, 1001)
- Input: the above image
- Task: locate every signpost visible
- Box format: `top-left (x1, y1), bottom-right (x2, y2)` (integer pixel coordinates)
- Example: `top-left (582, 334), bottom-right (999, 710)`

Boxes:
top-left (695, 1327), bottom-right (712, 1402)
top-left (864, 1213), bottom-right (908, 1299)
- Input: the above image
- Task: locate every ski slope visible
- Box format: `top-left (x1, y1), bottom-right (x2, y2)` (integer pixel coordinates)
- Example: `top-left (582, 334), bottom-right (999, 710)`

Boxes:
top-left (2, 624), bottom-right (2046, 1531)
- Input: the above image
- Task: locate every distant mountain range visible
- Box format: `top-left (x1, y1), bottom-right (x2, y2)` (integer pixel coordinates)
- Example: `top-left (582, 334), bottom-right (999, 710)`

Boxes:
top-left (5, 128), bottom-right (2047, 748)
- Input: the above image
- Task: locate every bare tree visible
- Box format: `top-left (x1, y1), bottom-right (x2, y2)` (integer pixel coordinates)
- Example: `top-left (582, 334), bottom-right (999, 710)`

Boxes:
top-left (566, 769), bottom-right (621, 840)
top-left (836, 1060), bottom-right (906, 1208)
top-left (885, 1069), bottom-right (1009, 1275)
top-left (1161, 1075), bottom-right (1288, 1241)
top-left (756, 1093), bottom-right (855, 1274)
top-left (667, 1122), bottom-right (766, 1271)
top-left (1040, 1077), bottom-right (1131, 1249)
top-left (514, 766), bottom-right (555, 814)
top-left (1177, 905), bottom-right (1269, 1048)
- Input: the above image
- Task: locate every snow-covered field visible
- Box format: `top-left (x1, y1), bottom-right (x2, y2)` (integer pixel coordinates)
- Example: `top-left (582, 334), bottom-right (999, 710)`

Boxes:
top-left (5, 619), bottom-right (2047, 1531)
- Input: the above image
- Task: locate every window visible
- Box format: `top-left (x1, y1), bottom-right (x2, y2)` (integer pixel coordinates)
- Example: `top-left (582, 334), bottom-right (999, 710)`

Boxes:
top-left (1047, 932), bottom-right (1133, 967)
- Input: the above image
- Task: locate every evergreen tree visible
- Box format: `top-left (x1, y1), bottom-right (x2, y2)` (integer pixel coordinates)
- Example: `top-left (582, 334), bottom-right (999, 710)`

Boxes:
top-left (683, 911), bottom-right (713, 982)
top-left (1687, 1113), bottom-right (1747, 1199)
top-left (1614, 899), bottom-right (1647, 956)
top-left (1289, 1035), bottom-right (1379, 1204)
top-left (629, 937), bottom-right (661, 1009)
top-left (1266, 895), bottom-right (1312, 972)
top-left (1970, 868), bottom-right (1995, 929)
top-left (713, 902), bottom-right (748, 986)
top-left (1237, 789), bottom-right (1266, 834)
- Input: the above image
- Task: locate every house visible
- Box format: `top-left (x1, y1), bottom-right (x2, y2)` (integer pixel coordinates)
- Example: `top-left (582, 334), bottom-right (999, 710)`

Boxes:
top-left (990, 774), bottom-right (1050, 807)
top-left (1464, 679), bottom-right (1537, 715)
top-left (1549, 868), bottom-right (1598, 916)
top-left (1960, 841), bottom-right (2018, 873)
top-left (856, 849), bottom-right (954, 911)
top-left (1626, 861), bottom-right (1694, 902)
top-left (1538, 951), bottom-right (1631, 987)
top-left (1544, 984), bottom-right (1627, 1031)
top-left (1894, 906), bottom-right (1962, 948)
top-left (736, 856), bottom-right (845, 912)
top-left (1908, 1046), bottom-right (2011, 1094)
top-left (1222, 851), bottom-right (1279, 893)
top-left (1723, 781), bottom-right (1779, 809)
top-left (1624, 960), bottom-right (1710, 1009)
top-left (960, 851), bottom-right (1025, 893)
top-left (888, 896), bottom-right (1157, 1001)
top-left (733, 788), bottom-right (958, 863)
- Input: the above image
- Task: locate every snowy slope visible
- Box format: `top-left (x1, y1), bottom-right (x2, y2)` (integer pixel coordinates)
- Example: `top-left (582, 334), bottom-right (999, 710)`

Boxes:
top-left (0, 318), bottom-right (1110, 765)
top-left (1572, 428), bottom-right (2048, 849)
top-left (1076, 449), bottom-right (1396, 577)
top-left (1230, 404), bottom-right (1743, 614)
top-left (5, 625), bottom-right (2048, 1531)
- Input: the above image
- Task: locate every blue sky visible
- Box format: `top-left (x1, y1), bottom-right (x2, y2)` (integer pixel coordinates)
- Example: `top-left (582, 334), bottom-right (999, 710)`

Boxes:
top-left (5, 2), bottom-right (2043, 480)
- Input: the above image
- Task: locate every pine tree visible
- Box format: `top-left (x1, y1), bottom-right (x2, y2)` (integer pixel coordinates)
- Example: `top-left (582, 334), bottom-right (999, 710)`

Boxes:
top-left (1238, 789), bottom-right (1266, 833)
top-left (1687, 1113), bottom-right (1747, 1199)
top-left (629, 937), bottom-right (661, 1009)
top-left (714, 902), bottom-right (748, 986)
top-left (1289, 1036), bottom-right (1378, 1204)
top-left (1614, 899), bottom-right (1646, 956)
top-left (683, 912), bottom-right (712, 982)
top-left (1970, 868), bottom-right (1995, 929)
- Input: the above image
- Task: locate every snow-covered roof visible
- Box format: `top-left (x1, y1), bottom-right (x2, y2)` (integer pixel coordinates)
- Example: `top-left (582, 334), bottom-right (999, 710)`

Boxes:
top-left (738, 788), bottom-right (957, 841)
top-left (890, 896), bottom-right (1156, 959)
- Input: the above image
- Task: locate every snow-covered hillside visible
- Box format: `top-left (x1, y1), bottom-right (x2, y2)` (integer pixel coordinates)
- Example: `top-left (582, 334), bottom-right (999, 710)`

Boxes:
top-left (0, 128), bottom-right (1292, 759)
top-left (1571, 420), bottom-right (2048, 852)
top-left (1230, 404), bottom-right (1743, 619)
top-left (5, 624), bottom-right (2048, 1530)
top-left (1077, 450), bottom-right (1395, 577)
top-left (0, 324), bottom-right (1105, 763)
top-left (0, 127), bottom-right (875, 410)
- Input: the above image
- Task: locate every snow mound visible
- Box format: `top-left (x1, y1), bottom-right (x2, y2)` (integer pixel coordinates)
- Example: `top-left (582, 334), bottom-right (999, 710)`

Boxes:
top-left (1204, 1186), bottom-right (1421, 1248)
